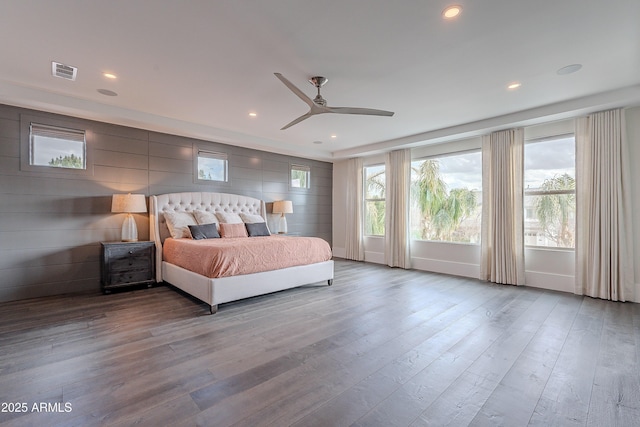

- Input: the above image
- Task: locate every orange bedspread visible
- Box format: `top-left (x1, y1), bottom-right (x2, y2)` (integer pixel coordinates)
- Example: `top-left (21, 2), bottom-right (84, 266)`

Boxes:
top-left (162, 235), bottom-right (332, 278)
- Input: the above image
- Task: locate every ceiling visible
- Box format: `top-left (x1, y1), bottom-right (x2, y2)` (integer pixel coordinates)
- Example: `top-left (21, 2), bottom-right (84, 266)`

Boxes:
top-left (1, 0), bottom-right (639, 162)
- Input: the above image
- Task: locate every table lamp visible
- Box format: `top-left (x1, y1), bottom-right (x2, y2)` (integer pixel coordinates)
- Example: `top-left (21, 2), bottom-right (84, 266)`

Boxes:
top-left (111, 193), bottom-right (147, 241)
top-left (272, 200), bottom-right (293, 234)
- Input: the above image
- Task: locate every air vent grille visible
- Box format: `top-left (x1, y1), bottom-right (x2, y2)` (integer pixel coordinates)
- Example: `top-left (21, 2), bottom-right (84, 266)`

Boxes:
top-left (51, 61), bottom-right (78, 81)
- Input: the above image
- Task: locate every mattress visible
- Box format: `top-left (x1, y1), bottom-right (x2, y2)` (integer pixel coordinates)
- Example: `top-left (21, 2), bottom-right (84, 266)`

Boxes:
top-left (162, 235), bottom-right (332, 278)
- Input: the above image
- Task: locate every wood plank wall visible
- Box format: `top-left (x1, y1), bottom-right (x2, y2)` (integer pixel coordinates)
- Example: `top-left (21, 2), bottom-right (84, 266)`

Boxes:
top-left (0, 104), bottom-right (332, 302)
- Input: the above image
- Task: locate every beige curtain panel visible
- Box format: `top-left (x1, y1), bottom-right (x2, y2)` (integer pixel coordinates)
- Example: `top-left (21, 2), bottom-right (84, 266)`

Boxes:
top-left (345, 157), bottom-right (365, 261)
top-left (385, 149), bottom-right (411, 268)
top-left (575, 108), bottom-right (633, 301)
top-left (480, 128), bottom-right (525, 285)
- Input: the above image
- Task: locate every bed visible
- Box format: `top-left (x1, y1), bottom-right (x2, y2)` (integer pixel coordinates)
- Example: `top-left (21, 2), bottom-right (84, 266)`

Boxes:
top-left (149, 192), bottom-right (334, 314)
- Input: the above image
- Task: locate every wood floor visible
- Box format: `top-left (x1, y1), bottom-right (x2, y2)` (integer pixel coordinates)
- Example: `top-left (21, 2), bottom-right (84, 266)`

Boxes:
top-left (1, 260), bottom-right (639, 427)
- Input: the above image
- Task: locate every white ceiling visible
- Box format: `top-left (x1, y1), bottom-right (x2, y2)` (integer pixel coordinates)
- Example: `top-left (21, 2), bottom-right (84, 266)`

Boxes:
top-left (1, 0), bottom-right (639, 161)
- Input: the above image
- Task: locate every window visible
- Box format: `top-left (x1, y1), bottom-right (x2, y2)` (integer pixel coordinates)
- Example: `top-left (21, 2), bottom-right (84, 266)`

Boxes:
top-left (196, 150), bottom-right (228, 182)
top-left (524, 135), bottom-right (575, 248)
top-left (410, 151), bottom-right (482, 243)
top-left (364, 164), bottom-right (385, 236)
top-left (29, 123), bottom-right (86, 169)
top-left (291, 164), bottom-right (310, 189)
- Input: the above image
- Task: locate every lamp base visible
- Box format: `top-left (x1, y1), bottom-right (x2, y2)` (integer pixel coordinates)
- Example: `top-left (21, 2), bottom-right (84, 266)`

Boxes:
top-left (121, 213), bottom-right (139, 242)
top-left (278, 214), bottom-right (288, 234)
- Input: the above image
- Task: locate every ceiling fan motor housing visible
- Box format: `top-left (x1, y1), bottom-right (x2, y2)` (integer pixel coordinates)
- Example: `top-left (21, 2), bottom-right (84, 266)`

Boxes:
top-left (310, 76), bottom-right (328, 106)
top-left (309, 76), bottom-right (328, 87)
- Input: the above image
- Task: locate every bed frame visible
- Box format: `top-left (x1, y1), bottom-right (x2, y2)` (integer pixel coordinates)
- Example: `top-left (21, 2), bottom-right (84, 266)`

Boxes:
top-left (149, 192), bottom-right (334, 314)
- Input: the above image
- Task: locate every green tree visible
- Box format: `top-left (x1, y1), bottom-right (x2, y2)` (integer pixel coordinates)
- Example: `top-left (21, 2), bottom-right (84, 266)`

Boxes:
top-left (198, 169), bottom-right (213, 180)
top-left (534, 173), bottom-right (575, 247)
top-left (48, 154), bottom-right (83, 169)
top-left (412, 159), bottom-right (478, 242)
top-left (291, 169), bottom-right (308, 188)
top-left (412, 160), bottom-right (447, 239)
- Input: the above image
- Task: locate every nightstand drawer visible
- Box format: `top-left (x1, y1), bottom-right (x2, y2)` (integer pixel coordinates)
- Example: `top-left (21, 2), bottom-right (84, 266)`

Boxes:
top-left (108, 269), bottom-right (154, 286)
top-left (109, 255), bottom-right (152, 272)
top-left (100, 241), bottom-right (155, 293)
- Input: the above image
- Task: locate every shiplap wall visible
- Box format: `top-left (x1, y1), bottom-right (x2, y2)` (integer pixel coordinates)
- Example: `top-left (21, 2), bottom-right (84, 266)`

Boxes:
top-left (0, 104), bottom-right (332, 302)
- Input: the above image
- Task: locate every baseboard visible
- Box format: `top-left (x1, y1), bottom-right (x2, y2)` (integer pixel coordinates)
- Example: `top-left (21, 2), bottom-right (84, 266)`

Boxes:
top-left (331, 247), bottom-right (383, 264)
top-left (524, 270), bottom-right (575, 294)
top-left (411, 256), bottom-right (479, 278)
top-left (364, 251), bottom-right (385, 265)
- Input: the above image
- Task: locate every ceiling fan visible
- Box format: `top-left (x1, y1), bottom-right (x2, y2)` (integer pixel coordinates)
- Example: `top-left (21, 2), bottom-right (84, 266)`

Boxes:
top-left (274, 73), bottom-right (394, 130)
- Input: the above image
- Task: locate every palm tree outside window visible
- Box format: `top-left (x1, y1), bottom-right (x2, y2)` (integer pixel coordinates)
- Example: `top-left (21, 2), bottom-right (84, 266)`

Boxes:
top-left (410, 151), bottom-right (482, 243)
top-left (364, 164), bottom-right (386, 236)
top-left (524, 135), bottom-right (576, 248)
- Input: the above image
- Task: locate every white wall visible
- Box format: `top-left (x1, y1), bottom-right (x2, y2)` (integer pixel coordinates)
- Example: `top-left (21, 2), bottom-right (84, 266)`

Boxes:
top-left (333, 112), bottom-right (640, 301)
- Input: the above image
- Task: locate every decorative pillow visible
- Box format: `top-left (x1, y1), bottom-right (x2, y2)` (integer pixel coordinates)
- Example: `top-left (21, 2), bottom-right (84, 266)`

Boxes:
top-left (193, 210), bottom-right (220, 227)
top-left (164, 211), bottom-right (196, 239)
top-left (188, 223), bottom-right (220, 240)
top-left (219, 222), bottom-right (248, 238)
top-left (240, 212), bottom-right (266, 223)
top-left (245, 222), bottom-right (271, 237)
top-left (215, 211), bottom-right (243, 224)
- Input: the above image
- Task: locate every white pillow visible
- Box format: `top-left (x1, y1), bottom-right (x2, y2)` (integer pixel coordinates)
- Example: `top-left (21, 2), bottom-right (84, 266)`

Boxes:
top-left (193, 210), bottom-right (220, 226)
top-left (215, 212), bottom-right (243, 224)
top-left (239, 213), bottom-right (266, 224)
top-left (164, 211), bottom-right (196, 239)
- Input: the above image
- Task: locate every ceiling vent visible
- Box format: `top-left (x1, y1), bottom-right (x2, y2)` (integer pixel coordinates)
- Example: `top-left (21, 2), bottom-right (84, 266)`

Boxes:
top-left (51, 61), bottom-right (78, 81)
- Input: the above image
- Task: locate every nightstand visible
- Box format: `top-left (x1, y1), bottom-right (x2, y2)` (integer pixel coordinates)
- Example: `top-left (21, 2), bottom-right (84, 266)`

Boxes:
top-left (100, 241), bottom-right (155, 294)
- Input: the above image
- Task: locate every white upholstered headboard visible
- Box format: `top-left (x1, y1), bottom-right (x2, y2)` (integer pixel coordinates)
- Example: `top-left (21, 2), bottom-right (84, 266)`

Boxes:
top-left (149, 192), bottom-right (267, 282)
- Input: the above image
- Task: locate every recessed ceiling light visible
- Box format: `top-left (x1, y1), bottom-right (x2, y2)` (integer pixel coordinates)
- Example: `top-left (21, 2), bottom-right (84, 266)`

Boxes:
top-left (248, 112), bottom-right (257, 117)
top-left (97, 89), bottom-right (117, 96)
top-left (557, 64), bottom-right (582, 75)
top-left (507, 82), bottom-right (522, 90)
top-left (103, 72), bottom-right (117, 79)
top-left (442, 5), bottom-right (462, 19)
top-left (330, 134), bottom-right (337, 139)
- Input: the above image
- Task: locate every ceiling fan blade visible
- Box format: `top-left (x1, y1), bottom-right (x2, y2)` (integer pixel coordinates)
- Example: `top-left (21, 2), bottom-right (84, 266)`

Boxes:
top-left (281, 111), bottom-right (314, 130)
top-left (274, 73), bottom-right (314, 108)
top-left (327, 106), bottom-right (394, 117)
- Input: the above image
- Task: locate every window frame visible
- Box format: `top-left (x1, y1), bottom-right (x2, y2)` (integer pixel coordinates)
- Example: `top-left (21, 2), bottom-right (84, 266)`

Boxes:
top-left (193, 146), bottom-right (229, 184)
top-left (290, 163), bottom-right (311, 190)
top-left (363, 163), bottom-right (386, 237)
top-left (19, 114), bottom-right (93, 176)
top-left (410, 149), bottom-right (482, 244)
top-left (523, 133), bottom-right (576, 250)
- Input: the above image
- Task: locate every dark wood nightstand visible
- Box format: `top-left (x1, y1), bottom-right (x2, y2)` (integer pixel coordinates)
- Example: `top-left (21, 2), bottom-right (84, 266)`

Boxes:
top-left (100, 241), bottom-right (155, 294)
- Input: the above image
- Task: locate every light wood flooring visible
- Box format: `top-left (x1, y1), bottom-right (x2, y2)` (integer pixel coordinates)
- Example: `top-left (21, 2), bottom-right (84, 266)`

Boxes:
top-left (1, 259), bottom-right (639, 426)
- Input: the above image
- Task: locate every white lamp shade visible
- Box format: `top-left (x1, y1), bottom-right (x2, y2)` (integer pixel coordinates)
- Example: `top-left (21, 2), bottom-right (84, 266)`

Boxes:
top-left (111, 193), bottom-right (147, 213)
top-left (272, 200), bottom-right (293, 214)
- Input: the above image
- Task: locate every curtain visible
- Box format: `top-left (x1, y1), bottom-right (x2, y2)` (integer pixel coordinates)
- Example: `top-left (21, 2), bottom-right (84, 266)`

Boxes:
top-left (345, 157), bottom-right (365, 261)
top-left (385, 149), bottom-right (411, 268)
top-left (575, 109), bottom-right (633, 301)
top-left (480, 128), bottom-right (525, 285)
